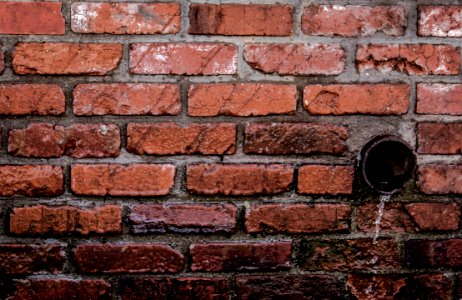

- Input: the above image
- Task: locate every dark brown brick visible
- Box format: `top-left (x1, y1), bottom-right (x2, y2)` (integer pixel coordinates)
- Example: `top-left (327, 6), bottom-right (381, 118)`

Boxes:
top-left (406, 239), bottom-right (462, 268)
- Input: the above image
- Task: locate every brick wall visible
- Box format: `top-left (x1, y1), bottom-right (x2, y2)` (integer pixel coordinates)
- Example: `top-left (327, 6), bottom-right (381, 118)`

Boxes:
top-left (0, 1), bottom-right (461, 299)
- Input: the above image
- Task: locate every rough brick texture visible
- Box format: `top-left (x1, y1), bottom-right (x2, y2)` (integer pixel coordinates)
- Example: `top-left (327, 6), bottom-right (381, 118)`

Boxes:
top-left (71, 3), bottom-right (180, 34)
top-left (298, 165), bottom-right (354, 195)
top-left (0, 84), bottom-right (65, 115)
top-left (190, 242), bottom-right (291, 272)
top-left (9, 205), bottom-right (122, 235)
top-left (245, 204), bottom-right (351, 234)
top-left (188, 83), bottom-right (296, 116)
top-left (130, 43), bottom-right (237, 75)
top-left (417, 83), bottom-right (462, 115)
top-left (244, 43), bottom-right (345, 75)
top-left (356, 44), bottom-right (461, 75)
top-left (302, 5), bottom-right (406, 37)
top-left (73, 83), bottom-right (180, 116)
top-left (419, 6), bottom-right (462, 37)
top-left (189, 4), bottom-right (293, 36)
top-left (74, 243), bottom-right (184, 274)
top-left (127, 123), bottom-right (236, 155)
top-left (12, 43), bottom-right (122, 75)
top-left (406, 239), bottom-right (462, 268)
top-left (304, 84), bottom-right (409, 115)
top-left (8, 123), bottom-right (121, 158)
top-left (0, 165), bottom-right (63, 197)
top-left (187, 164), bottom-right (293, 195)
top-left (418, 165), bottom-right (462, 194)
top-left (71, 164), bottom-right (175, 196)
top-left (0, 2), bottom-right (64, 35)
top-left (418, 123), bottom-right (462, 154)
top-left (130, 203), bottom-right (237, 234)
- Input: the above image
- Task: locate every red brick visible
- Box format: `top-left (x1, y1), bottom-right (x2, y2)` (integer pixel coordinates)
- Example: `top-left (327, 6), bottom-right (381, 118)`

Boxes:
top-left (356, 44), bottom-right (461, 75)
top-left (244, 123), bottom-right (348, 155)
top-left (419, 6), bottom-right (462, 37)
top-left (130, 43), bottom-right (237, 75)
top-left (245, 204), bottom-right (351, 234)
top-left (7, 279), bottom-right (111, 300)
top-left (418, 123), bottom-right (462, 154)
top-left (74, 243), bottom-right (184, 274)
top-left (71, 164), bottom-right (175, 196)
top-left (9, 205), bottom-right (122, 235)
top-left (244, 43), bottom-right (345, 75)
top-left (127, 123), bottom-right (236, 155)
top-left (418, 165), bottom-right (462, 194)
top-left (130, 203), bottom-right (237, 234)
top-left (188, 83), bottom-right (296, 116)
top-left (12, 43), bottom-right (122, 75)
top-left (8, 123), bottom-right (120, 158)
top-left (304, 84), bottom-right (409, 115)
top-left (187, 164), bottom-right (293, 195)
top-left (417, 83), bottom-right (462, 115)
top-left (406, 239), bottom-right (462, 268)
top-left (298, 165), bottom-right (354, 195)
top-left (356, 202), bottom-right (460, 233)
top-left (190, 242), bottom-right (291, 272)
top-left (71, 2), bottom-right (180, 34)
top-left (0, 165), bottom-right (63, 197)
top-left (189, 4), bottom-right (293, 36)
top-left (118, 277), bottom-right (230, 300)
top-left (0, 84), bottom-right (65, 115)
top-left (0, 244), bottom-right (64, 275)
top-left (348, 274), bottom-right (452, 300)
top-left (73, 83), bottom-right (180, 116)
top-left (236, 275), bottom-right (343, 300)
top-left (302, 5), bottom-right (406, 37)
top-left (300, 239), bottom-right (400, 271)
top-left (0, 2), bottom-right (64, 35)
top-left (0, 43), bottom-right (3, 74)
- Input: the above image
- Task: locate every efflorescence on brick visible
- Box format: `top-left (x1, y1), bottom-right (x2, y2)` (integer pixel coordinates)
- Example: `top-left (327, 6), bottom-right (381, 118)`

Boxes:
top-left (0, 1), bottom-right (461, 299)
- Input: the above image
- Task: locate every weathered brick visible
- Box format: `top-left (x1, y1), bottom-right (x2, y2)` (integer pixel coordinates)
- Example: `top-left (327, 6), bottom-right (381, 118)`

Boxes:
top-left (356, 202), bottom-right (460, 233)
top-left (6, 279), bottom-right (111, 300)
top-left (118, 277), bottom-right (230, 300)
top-left (300, 239), bottom-right (400, 271)
top-left (0, 165), bottom-right (63, 197)
top-left (298, 165), bottom-right (354, 195)
top-left (130, 203), bottom-right (237, 234)
top-left (71, 164), bottom-right (175, 196)
top-left (244, 43), bottom-right (345, 75)
top-left (244, 123), bottom-right (348, 155)
top-left (190, 242), bottom-right (291, 272)
top-left (73, 83), bottom-right (180, 116)
top-left (237, 275), bottom-right (344, 300)
top-left (187, 164), bottom-right (293, 195)
top-left (348, 274), bottom-right (452, 300)
top-left (75, 243), bottom-right (184, 274)
top-left (302, 5), bottom-right (406, 37)
top-left (0, 84), bottom-right (65, 115)
top-left (0, 244), bottom-right (64, 275)
top-left (130, 43), bottom-right (237, 75)
top-left (72, 2), bottom-right (180, 34)
top-left (0, 43), bottom-right (3, 74)
top-left (356, 44), bottom-right (461, 75)
top-left (12, 43), bottom-right (122, 75)
top-left (189, 4), bottom-right (293, 36)
top-left (406, 239), bottom-right (462, 268)
top-left (9, 205), bottom-right (122, 235)
top-left (304, 84), bottom-right (409, 115)
top-left (419, 6), bottom-right (462, 37)
top-left (127, 123), bottom-right (236, 155)
top-left (417, 83), bottom-right (462, 115)
top-left (188, 83), bottom-right (296, 116)
top-left (418, 123), bottom-right (462, 154)
top-left (0, 2), bottom-right (64, 35)
top-left (418, 165), bottom-right (462, 194)
top-left (8, 123), bottom-right (121, 158)
top-left (245, 204), bottom-right (351, 234)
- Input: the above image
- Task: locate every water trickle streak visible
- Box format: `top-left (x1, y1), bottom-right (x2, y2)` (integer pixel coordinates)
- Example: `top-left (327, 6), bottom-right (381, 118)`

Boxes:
top-left (373, 194), bottom-right (392, 244)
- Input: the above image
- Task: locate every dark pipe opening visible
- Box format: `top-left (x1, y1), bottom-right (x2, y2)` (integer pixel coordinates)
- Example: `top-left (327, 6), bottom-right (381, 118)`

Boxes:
top-left (359, 135), bottom-right (416, 194)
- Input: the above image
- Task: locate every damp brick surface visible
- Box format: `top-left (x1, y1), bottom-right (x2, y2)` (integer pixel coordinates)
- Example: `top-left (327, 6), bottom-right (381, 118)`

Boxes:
top-left (0, 1), bottom-right (462, 299)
